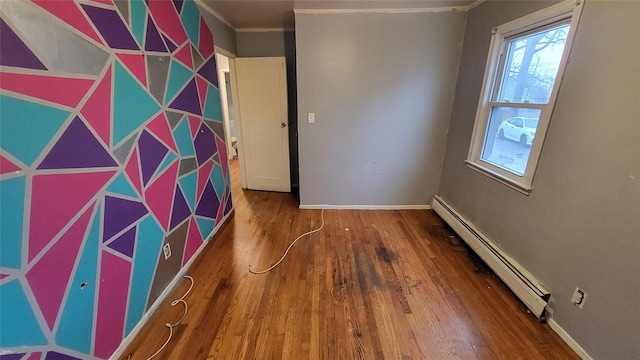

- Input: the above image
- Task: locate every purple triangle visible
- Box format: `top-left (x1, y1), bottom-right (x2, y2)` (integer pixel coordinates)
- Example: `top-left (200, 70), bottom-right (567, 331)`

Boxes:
top-left (0, 354), bottom-right (26, 360)
top-left (168, 79), bottom-right (202, 116)
top-left (193, 123), bottom-right (217, 166)
top-left (107, 226), bottom-right (136, 258)
top-left (82, 5), bottom-right (139, 50)
top-left (138, 130), bottom-right (169, 185)
top-left (195, 181), bottom-right (220, 219)
top-left (44, 352), bottom-right (82, 360)
top-left (197, 56), bottom-right (218, 87)
top-left (162, 33), bottom-right (177, 53)
top-left (103, 196), bottom-right (148, 241)
top-left (38, 117), bottom-right (117, 170)
top-left (224, 193), bottom-right (233, 215)
top-left (145, 16), bottom-right (167, 52)
top-left (173, 0), bottom-right (184, 13)
top-left (0, 19), bottom-right (46, 70)
top-left (170, 186), bottom-right (191, 229)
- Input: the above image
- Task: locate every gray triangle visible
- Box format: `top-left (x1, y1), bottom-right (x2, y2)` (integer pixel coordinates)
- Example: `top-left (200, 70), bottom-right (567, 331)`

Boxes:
top-left (113, 132), bottom-right (138, 164)
top-left (146, 55), bottom-right (170, 104)
top-left (179, 157), bottom-right (198, 176)
top-left (213, 152), bottom-right (220, 166)
top-left (165, 111), bottom-right (184, 129)
top-left (114, 0), bottom-right (130, 25)
top-left (203, 120), bottom-right (225, 139)
top-left (191, 45), bottom-right (204, 70)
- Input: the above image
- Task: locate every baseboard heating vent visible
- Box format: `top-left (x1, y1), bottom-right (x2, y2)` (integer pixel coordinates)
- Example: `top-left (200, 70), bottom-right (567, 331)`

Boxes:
top-left (431, 195), bottom-right (550, 319)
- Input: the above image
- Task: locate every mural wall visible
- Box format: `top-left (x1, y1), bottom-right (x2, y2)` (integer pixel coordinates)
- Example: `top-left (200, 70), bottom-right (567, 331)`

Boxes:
top-left (0, 0), bottom-right (232, 358)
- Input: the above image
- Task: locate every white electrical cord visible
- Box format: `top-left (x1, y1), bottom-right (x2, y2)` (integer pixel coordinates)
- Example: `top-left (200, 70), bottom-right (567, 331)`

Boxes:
top-left (146, 275), bottom-right (194, 360)
top-left (249, 209), bottom-right (325, 274)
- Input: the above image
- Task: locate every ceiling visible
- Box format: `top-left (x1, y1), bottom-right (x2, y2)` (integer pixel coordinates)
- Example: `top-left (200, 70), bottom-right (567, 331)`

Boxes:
top-left (199, 0), bottom-right (476, 29)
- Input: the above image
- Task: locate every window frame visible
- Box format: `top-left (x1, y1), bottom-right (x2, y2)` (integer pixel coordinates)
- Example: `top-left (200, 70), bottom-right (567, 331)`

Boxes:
top-left (466, 0), bottom-right (583, 194)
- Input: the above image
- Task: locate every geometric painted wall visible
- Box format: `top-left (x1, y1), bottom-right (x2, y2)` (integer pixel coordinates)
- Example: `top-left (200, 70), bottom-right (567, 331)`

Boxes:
top-left (0, 1), bottom-right (232, 358)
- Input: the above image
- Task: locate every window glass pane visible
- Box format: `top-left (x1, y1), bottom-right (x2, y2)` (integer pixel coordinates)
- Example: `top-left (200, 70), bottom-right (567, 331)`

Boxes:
top-left (481, 107), bottom-right (542, 175)
top-left (496, 23), bottom-right (570, 104)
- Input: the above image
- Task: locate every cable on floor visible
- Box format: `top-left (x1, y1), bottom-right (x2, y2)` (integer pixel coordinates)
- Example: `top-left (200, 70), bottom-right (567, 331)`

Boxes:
top-left (249, 209), bottom-right (325, 274)
top-left (146, 275), bottom-right (194, 360)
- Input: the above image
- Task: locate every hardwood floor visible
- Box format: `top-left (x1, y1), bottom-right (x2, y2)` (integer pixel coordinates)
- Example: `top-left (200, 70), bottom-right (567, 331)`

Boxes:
top-left (121, 160), bottom-right (579, 360)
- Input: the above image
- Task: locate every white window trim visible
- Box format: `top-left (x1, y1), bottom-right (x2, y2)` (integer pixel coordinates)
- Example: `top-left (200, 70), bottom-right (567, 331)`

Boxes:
top-left (466, 0), bottom-right (584, 194)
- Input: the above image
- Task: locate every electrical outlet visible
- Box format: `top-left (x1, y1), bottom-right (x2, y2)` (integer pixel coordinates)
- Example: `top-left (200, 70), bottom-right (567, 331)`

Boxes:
top-left (163, 243), bottom-right (171, 260)
top-left (571, 287), bottom-right (586, 308)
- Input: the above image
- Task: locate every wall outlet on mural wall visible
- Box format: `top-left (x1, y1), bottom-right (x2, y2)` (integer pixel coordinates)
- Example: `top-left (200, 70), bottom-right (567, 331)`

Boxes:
top-left (163, 243), bottom-right (172, 260)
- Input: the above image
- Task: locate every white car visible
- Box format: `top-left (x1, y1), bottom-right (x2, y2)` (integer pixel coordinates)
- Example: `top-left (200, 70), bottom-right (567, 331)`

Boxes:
top-left (497, 117), bottom-right (538, 146)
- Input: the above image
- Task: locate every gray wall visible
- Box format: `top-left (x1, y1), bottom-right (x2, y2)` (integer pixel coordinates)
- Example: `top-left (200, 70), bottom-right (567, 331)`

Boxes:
top-left (198, 4), bottom-right (237, 54)
top-left (295, 11), bottom-right (466, 206)
top-left (237, 31), bottom-right (299, 193)
top-left (438, 1), bottom-right (640, 359)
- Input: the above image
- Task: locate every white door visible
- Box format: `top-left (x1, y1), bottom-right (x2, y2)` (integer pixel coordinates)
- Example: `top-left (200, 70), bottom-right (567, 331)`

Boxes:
top-left (234, 57), bottom-right (290, 192)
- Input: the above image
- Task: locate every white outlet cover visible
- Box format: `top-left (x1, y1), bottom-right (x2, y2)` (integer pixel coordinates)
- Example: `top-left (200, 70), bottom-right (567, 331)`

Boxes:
top-left (163, 243), bottom-right (171, 260)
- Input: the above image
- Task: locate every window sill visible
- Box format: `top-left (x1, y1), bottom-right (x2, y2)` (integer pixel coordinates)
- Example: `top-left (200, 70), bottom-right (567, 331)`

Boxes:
top-left (464, 160), bottom-right (532, 195)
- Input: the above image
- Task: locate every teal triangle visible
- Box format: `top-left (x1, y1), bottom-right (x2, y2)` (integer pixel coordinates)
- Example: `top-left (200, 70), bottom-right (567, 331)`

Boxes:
top-left (210, 164), bottom-right (225, 201)
top-left (203, 84), bottom-right (222, 120)
top-left (113, 62), bottom-right (160, 144)
top-left (0, 177), bottom-right (26, 269)
top-left (172, 118), bottom-right (195, 156)
top-left (0, 95), bottom-right (70, 166)
top-left (196, 216), bottom-right (215, 240)
top-left (56, 205), bottom-right (101, 353)
top-left (113, 61), bottom-right (160, 145)
top-left (155, 152), bottom-right (177, 178)
top-left (179, 172), bottom-right (197, 211)
top-left (180, 0), bottom-right (200, 46)
top-left (107, 173), bottom-right (138, 198)
top-left (126, 215), bottom-right (164, 334)
top-left (0, 280), bottom-right (47, 346)
top-left (130, 0), bottom-right (147, 47)
top-left (165, 59), bottom-right (193, 104)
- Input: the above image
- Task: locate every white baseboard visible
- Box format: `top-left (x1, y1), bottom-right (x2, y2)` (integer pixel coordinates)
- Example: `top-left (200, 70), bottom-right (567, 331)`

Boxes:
top-left (109, 208), bottom-right (234, 360)
top-left (548, 319), bottom-right (593, 360)
top-left (299, 204), bottom-right (431, 210)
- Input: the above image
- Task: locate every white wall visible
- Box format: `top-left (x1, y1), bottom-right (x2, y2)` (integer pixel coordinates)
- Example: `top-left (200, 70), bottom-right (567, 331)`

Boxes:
top-left (295, 11), bottom-right (466, 206)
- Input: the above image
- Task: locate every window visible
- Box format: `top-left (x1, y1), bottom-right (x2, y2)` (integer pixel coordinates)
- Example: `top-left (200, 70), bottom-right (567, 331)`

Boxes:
top-left (466, 1), bottom-right (583, 193)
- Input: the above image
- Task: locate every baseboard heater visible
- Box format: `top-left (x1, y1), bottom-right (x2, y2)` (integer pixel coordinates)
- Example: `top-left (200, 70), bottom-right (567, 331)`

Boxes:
top-left (431, 195), bottom-right (550, 319)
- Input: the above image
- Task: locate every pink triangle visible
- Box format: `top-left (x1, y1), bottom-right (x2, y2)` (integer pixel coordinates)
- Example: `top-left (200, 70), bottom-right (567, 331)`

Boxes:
top-left (174, 44), bottom-right (193, 69)
top-left (195, 76), bottom-right (208, 110)
top-left (26, 353), bottom-right (42, 360)
top-left (0, 274), bottom-right (9, 280)
top-left (182, 216), bottom-right (203, 266)
top-left (0, 155), bottom-right (21, 175)
top-left (215, 135), bottom-right (228, 178)
top-left (33, 0), bottom-right (103, 45)
top-left (196, 160), bottom-right (214, 201)
top-left (94, 251), bottom-right (131, 358)
top-left (0, 72), bottom-right (94, 109)
top-left (198, 17), bottom-right (215, 60)
top-left (147, 113), bottom-right (178, 153)
top-left (29, 171), bottom-right (116, 261)
top-left (215, 193), bottom-right (225, 226)
top-left (147, 0), bottom-right (188, 46)
top-left (125, 148), bottom-right (143, 195)
top-left (188, 116), bottom-right (200, 138)
top-left (116, 54), bottom-right (147, 87)
top-left (81, 66), bottom-right (112, 146)
top-left (144, 162), bottom-right (178, 231)
top-left (26, 203), bottom-right (95, 330)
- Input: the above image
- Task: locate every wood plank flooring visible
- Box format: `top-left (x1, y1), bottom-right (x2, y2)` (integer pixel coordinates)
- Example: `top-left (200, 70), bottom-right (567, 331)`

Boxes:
top-left (121, 160), bottom-right (579, 360)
